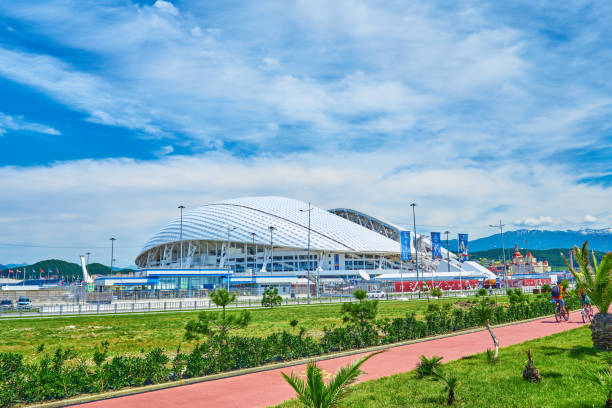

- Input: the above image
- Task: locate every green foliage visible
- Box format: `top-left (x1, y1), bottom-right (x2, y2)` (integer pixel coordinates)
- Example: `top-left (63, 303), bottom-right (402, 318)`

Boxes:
top-left (184, 309), bottom-right (251, 341)
top-left (541, 284), bottom-right (551, 293)
top-left (353, 289), bottom-right (367, 302)
top-left (262, 287), bottom-right (283, 308)
top-left (0, 259), bottom-right (132, 279)
top-left (430, 287), bottom-right (443, 303)
top-left (281, 351), bottom-right (384, 408)
top-left (416, 355), bottom-right (443, 378)
top-left (340, 295), bottom-right (378, 343)
top-left (561, 279), bottom-right (570, 290)
top-left (433, 369), bottom-right (458, 405)
top-left (582, 361), bottom-right (612, 406)
top-left (563, 241), bottom-right (612, 315)
top-left (477, 288), bottom-right (488, 297)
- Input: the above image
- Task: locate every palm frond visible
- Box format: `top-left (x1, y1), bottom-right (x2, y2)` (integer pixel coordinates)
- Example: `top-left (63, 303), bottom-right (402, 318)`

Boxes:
top-left (326, 351), bottom-right (385, 407)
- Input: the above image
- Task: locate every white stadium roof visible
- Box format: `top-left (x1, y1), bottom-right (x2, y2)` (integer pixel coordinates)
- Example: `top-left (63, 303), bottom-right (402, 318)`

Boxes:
top-left (139, 197), bottom-right (401, 255)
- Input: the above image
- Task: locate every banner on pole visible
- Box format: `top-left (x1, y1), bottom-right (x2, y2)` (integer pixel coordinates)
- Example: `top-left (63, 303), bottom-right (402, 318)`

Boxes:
top-left (334, 254), bottom-right (340, 270)
top-left (431, 232), bottom-right (441, 260)
top-left (400, 231), bottom-right (411, 261)
top-left (458, 233), bottom-right (469, 261)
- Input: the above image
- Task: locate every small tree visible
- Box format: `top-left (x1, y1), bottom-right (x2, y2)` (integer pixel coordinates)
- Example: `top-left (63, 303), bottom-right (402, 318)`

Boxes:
top-left (433, 369), bottom-right (458, 406)
top-left (185, 288), bottom-right (251, 342)
top-left (341, 290), bottom-right (378, 338)
top-left (281, 351), bottom-right (384, 408)
top-left (416, 354), bottom-right (443, 378)
top-left (431, 287), bottom-right (443, 305)
top-left (563, 242), bottom-right (612, 350)
top-left (262, 287), bottom-right (282, 308)
top-left (477, 288), bottom-right (488, 297)
top-left (522, 349), bottom-right (541, 383)
top-left (473, 297), bottom-right (498, 361)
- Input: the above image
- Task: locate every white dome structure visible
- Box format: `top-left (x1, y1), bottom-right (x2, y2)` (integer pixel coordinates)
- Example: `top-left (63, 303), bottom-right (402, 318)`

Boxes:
top-left (135, 196), bottom-right (470, 279)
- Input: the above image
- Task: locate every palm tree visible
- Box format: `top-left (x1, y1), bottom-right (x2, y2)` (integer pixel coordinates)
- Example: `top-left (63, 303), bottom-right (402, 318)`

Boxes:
top-left (281, 351), bottom-right (384, 407)
top-left (473, 297), bottom-right (498, 361)
top-left (582, 366), bottom-right (612, 408)
top-left (434, 369), bottom-right (458, 405)
top-left (210, 288), bottom-right (236, 321)
top-left (563, 242), bottom-right (612, 350)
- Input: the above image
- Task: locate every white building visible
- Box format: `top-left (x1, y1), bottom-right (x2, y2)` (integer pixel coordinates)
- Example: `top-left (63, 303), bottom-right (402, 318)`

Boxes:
top-left (135, 196), bottom-right (494, 282)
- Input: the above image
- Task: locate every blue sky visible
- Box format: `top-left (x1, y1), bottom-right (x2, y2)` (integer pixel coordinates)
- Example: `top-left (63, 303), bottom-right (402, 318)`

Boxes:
top-left (0, 0), bottom-right (610, 266)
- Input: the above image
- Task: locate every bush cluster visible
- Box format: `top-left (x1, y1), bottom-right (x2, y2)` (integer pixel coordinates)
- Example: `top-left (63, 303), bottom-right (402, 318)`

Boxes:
top-left (0, 293), bottom-right (580, 407)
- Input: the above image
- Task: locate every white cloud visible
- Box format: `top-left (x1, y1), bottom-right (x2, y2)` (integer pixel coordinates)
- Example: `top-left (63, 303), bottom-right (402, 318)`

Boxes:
top-left (514, 216), bottom-right (555, 227)
top-left (584, 214), bottom-right (597, 223)
top-left (0, 112), bottom-right (60, 136)
top-left (0, 152), bottom-right (610, 266)
top-left (153, 0), bottom-right (179, 16)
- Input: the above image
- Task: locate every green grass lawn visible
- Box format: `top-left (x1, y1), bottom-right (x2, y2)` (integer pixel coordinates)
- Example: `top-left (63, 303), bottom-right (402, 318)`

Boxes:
top-left (0, 296), bottom-right (502, 358)
top-left (275, 326), bottom-right (608, 408)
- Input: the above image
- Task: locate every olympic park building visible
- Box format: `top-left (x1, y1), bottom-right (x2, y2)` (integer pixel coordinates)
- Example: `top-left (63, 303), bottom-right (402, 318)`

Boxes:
top-left (96, 197), bottom-right (495, 296)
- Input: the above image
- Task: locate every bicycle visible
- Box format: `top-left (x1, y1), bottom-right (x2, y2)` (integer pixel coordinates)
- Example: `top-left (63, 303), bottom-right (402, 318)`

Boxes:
top-left (581, 303), bottom-right (593, 323)
top-left (554, 300), bottom-right (569, 322)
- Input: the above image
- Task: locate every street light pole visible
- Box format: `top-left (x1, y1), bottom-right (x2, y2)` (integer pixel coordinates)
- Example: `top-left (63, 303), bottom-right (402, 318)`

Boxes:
top-left (227, 225), bottom-right (236, 291)
top-left (268, 226), bottom-right (276, 277)
top-left (411, 203), bottom-right (419, 298)
top-left (178, 205), bottom-right (185, 268)
top-left (109, 238), bottom-right (116, 275)
top-left (300, 203), bottom-right (313, 304)
top-left (489, 221), bottom-right (507, 289)
top-left (250, 232), bottom-right (257, 296)
top-left (86, 252), bottom-right (91, 266)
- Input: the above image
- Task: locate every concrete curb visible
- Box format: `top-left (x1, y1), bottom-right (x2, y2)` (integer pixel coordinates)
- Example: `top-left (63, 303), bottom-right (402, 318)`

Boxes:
top-left (28, 311), bottom-right (566, 408)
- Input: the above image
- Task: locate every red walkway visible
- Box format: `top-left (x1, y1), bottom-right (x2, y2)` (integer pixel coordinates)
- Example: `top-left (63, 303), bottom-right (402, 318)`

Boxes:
top-left (75, 312), bottom-right (586, 408)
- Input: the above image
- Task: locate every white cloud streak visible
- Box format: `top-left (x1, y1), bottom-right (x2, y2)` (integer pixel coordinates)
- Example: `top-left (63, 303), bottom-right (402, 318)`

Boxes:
top-left (0, 112), bottom-right (60, 136)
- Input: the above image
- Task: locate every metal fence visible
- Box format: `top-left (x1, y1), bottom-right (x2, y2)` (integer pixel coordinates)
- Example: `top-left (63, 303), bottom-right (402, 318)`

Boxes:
top-left (0, 287), bottom-right (525, 318)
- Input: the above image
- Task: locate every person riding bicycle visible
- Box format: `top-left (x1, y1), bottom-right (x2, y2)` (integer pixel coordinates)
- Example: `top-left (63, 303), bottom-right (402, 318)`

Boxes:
top-left (579, 287), bottom-right (592, 310)
top-left (550, 283), bottom-right (568, 317)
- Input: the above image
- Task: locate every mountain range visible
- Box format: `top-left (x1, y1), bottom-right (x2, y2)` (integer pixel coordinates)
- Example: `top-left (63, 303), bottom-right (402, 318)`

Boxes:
top-left (0, 259), bottom-right (134, 279)
top-left (447, 228), bottom-right (611, 252)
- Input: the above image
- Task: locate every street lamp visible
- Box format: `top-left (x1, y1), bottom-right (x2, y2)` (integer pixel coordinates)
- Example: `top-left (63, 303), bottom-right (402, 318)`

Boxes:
top-left (178, 205), bottom-right (185, 268)
top-left (109, 238), bottom-right (116, 275)
top-left (489, 221), bottom-right (507, 289)
top-left (411, 203), bottom-right (419, 298)
top-left (226, 225), bottom-right (236, 290)
top-left (250, 232), bottom-right (257, 296)
top-left (300, 203), bottom-right (313, 304)
top-left (268, 226), bottom-right (276, 277)
top-left (86, 252), bottom-right (91, 265)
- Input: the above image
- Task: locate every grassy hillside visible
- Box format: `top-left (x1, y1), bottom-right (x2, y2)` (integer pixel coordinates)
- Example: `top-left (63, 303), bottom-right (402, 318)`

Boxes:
top-left (0, 258), bottom-right (133, 279)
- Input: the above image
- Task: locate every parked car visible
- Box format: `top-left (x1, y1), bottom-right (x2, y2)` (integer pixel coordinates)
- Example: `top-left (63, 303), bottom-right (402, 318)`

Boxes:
top-left (0, 299), bottom-right (13, 310)
top-left (16, 297), bottom-right (31, 308)
top-left (366, 289), bottom-right (386, 299)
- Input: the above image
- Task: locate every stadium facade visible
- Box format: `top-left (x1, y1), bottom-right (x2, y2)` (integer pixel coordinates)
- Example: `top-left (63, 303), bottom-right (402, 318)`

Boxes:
top-left (134, 196), bottom-right (493, 283)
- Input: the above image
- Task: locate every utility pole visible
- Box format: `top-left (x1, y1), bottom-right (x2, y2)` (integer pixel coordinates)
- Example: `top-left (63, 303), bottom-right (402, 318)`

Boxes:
top-left (250, 232), bottom-right (257, 296)
top-left (268, 226), bottom-right (276, 277)
top-left (226, 225), bottom-right (236, 291)
top-left (489, 221), bottom-right (506, 289)
top-left (300, 203), bottom-right (313, 303)
top-left (411, 203), bottom-right (419, 298)
top-left (109, 238), bottom-right (116, 275)
top-left (178, 205), bottom-right (185, 268)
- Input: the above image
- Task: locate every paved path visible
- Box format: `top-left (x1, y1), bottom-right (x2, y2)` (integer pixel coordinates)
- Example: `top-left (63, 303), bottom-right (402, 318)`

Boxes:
top-left (75, 312), bottom-right (587, 408)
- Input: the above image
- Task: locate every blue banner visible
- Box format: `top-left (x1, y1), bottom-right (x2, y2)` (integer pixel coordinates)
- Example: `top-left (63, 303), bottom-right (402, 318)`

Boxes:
top-left (431, 232), bottom-right (441, 260)
top-left (334, 254), bottom-right (340, 270)
top-left (458, 233), bottom-right (469, 261)
top-left (400, 231), bottom-right (411, 261)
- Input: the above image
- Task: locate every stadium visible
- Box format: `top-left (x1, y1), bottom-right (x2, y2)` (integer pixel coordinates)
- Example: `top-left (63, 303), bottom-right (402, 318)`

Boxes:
top-left (127, 197), bottom-right (497, 295)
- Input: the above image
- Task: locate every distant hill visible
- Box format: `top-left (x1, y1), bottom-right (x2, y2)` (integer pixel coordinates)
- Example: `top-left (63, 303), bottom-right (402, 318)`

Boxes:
top-left (469, 248), bottom-right (607, 269)
top-left (0, 259), bottom-right (134, 279)
top-left (448, 229), bottom-right (612, 252)
top-left (0, 263), bottom-right (27, 269)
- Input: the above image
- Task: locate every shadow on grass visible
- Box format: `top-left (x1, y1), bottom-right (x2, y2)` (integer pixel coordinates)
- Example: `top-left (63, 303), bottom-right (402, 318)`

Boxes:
top-left (569, 345), bottom-right (597, 359)
top-left (540, 370), bottom-right (563, 378)
top-left (419, 395), bottom-right (446, 405)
